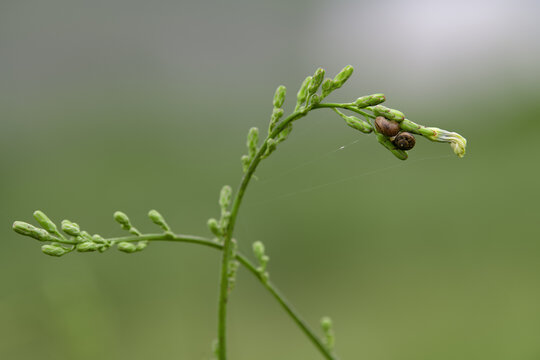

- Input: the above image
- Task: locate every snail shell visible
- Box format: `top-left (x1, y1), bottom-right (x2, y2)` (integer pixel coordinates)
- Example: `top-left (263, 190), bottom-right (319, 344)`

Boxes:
top-left (393, 132), bottom-right (416, 150)
top-left (374, 116), bottom-right (400, 137)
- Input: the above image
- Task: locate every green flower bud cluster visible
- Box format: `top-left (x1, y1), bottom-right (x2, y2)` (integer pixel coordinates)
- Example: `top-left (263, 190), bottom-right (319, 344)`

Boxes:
top-left (207, 185), bottom-right (233, 240)
top-left (265, 66), bottom-right (357, 160)
top-left (12, 211), bottom-right (115, 257)
top-left (241, 127), bottom-right (259, 173)
top-left (346, 102), bottom-right (468, 159)
top-left (252, 241), bottom-right (269, 282)
top-left (320, 316), bottom-right (335, 351)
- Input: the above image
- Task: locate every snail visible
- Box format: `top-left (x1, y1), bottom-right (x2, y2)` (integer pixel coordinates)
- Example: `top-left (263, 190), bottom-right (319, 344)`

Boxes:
top-left (374, 116), bottom-right (400, 137)
top-left (393, 132), bottom-right (416, 150)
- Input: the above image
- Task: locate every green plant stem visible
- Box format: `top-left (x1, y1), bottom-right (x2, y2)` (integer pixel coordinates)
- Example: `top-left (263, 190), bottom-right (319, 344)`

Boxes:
top-left (313, 103), bottom-right (375, 120)
top-left (114, 233), bottom-right (337, 360)
top-left (216, 103), bottom-right (366, 359)
top-left (216, 110), bottom-right (307, 359)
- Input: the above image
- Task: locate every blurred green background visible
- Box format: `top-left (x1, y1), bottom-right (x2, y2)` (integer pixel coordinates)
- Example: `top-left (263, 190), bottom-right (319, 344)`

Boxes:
top-left (1, 0), bottom-right (539, 359)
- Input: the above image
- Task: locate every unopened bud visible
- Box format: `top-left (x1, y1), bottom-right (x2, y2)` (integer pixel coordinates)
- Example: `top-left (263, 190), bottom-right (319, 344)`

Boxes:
top-left (241, 155), bottom-right (250, 173)
top-left (277, 123), bottom-right (293, 143)
top-left (308, 68), bottom-right (325, 95)
top-left (321, 317), bottom-right (333, 332)
top-left (253, 241), bottom-right (265, 259)
top-left (273, 85), bottom-right (287, 108)
top-left (113, 211), bottom-right (131, 230)
top-left (61, 220), bottom-right (80, 236)
top-left (148, 209), bottom-right (170, 232)
top-left (136, 241), bottom-right (148, 251)
top-left (92, 234), bottom-right (106, 244)
top-left (333, 65), bottom-right (354, 89)
top-left (321, 78), bottom-right (334, 98)
top-left (117, 242), bottom-right (137, 253)
top-left (247, 127), bottom-right (259, 158)
top-left (33, 210), bottom-right (57, 234)
top-left (354, 93), bottom-right (386, 108)
top-left (207, 218), bottom-right (222, 237)
top-left (76, 241), bottom-right (99, 252)
top-left (343, 116), bottom-right (372, 133)
top-left (41, 244), bottom-right (68, 257)
top-left (310, 94), bottom-right (321, 106)
top-left (296, 76), bottom-right (312, 106)
top-left (372, 105), bottom-right (405, 122)
top-left (13, 221), bottom-right (57, 242)
top-left (219, 185), bottom-right (232, 210)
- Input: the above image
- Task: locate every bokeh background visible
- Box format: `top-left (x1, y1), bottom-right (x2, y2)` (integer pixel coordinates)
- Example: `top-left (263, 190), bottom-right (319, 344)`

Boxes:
top-left (1, 0), bottom-right (539, 359)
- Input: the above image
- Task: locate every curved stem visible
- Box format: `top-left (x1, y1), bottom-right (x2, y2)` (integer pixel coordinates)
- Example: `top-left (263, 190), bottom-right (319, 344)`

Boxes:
top-left (116, 233), bottom-right (337, 359)
top-left (217, 110), bottom-right (307, 359)
top-left (313, 103), bottom-right (375, 119)
top-left (217, 102), bottom-right (358, 359)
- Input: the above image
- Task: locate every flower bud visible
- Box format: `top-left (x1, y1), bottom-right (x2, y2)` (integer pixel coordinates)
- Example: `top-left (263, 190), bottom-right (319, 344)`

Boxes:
top-left (372, 105), bottom-right (405, 122)
top-left (273, 85), bottom-right (287, 108)
top-left (253, 241), bottom-right (265, 259)
top-left (321, 78), bottom-right (334, 98)
top-left (332, 65), bottom-right (354, 89)
top-left (247, 127), bottom-right (259, 158)
top-left (148, 209), bottom-right (170, 232)
top-left (41, 244), bottom-right (69, 257)
top-left (76, 241), bottom-right (99, 252)
top-left (92, 234), bottom-right (106, 244)
top-left (117, 242), bottom-right (137, 253)
top-left (310, 94), bottom-right (321, 106)
top-left (420, 127), bottom-right (467, 158)
top-left (136, 241), bottom-right (148, 251)
top-left (219, 185), bottom-right (232, 210)
top-left (343, 115), bottom-right (372, 134)
top-left (33, 210), bottom-right (58, 234)
top-left (296, 76), bottom-right (312, 106)
top-left (263, 138), bottom-right (277, 158)
top-left (277, 123), bottom-right (293, 143)
top-left (354, 93), bottom-right (386, 108)
top-left (320, 316), bottom-right (333, 332)
top-left (207, 218), bottom-right (222, 237)
top-left (320, 316), bottom-right (335, 350)
top-left (113, 211), bottom-right (131, 230)
top-left (308, 68), bottom-right (325, 95)
top-left (61, 220), bottom-right (80, 237)
top-left (13, 221), bottom-right (57, 242)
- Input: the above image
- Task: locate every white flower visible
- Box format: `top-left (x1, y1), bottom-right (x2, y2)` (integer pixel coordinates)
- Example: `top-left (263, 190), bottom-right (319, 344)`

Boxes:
top-left (423, 128), bottom-right (467, 158)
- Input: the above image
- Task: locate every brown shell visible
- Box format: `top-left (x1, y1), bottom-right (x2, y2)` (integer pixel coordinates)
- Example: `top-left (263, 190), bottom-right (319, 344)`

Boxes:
top-left (374, 116), bottom-right (400, 137)
top-left (393, 132), bottom-right (416, 150)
